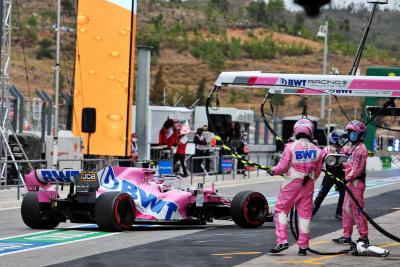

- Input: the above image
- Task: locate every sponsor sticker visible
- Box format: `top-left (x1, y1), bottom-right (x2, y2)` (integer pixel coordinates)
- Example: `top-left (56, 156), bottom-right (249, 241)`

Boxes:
top-left (80, 172), bottom-right (98, 183)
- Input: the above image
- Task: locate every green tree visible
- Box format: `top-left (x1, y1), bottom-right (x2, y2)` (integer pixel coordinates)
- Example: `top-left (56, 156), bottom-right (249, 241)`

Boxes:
top-left (150, 14), bottom-right (164, 33)
top-left (151, 65), bottom-right (166, 105)
top-left (228, 37), bottom-right (241, 59)
top-left (26, 15), bottom-right (38, 28)
top-left (293, 12), bottom-right (305, 35)
top-left (266, 0), bottom-right (285, 26)
top-left (207, 48), bottom-right (225, 73)
top-left (229, 88), bottom-right (237, 104)
top-left (196, 78), bottom-right (206, 106)
top-left (242, 92), bottom-right (250, 103)
top-left (270, 94), bottom-right (287, 115)
top-left (246, 0), bottom-right (266, 25)
top-left (36, 38), bottom-right (53, 59)
top-left (210, 0), bottom-right (229, 13)
top-left (62, 0), bottom-right (74, 16)
top-left (181, 85), bottom-right (197, 107)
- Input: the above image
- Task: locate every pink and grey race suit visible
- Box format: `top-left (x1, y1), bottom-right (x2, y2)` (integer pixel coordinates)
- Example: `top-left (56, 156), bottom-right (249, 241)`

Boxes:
top-left (272, 138), bottom-right (324, 249)
top-left (342, 142), bottom-right (369, 239)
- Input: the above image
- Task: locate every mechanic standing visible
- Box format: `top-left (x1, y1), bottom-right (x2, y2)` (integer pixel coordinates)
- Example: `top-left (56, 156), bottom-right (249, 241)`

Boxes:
top-left (333, 120), bottom-right (369, 245)
top-left (312, 130), bottom-right (346, 219)
top-left (268, 119), bottom-right (324, 256)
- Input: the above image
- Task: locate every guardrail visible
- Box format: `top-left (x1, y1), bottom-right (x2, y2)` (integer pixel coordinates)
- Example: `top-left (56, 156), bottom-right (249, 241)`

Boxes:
top-left (187, 152), bottom-right (279, 185)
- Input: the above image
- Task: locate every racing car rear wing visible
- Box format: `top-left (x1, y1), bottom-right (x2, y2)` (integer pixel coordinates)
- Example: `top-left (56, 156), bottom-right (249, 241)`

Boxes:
top-left (214, 71), bottom-right (400, 97)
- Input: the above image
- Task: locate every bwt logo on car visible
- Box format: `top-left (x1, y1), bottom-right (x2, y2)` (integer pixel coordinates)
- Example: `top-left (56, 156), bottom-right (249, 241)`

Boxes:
top-left (38, 170), bottom-right (81, 183)
top-left (295, 150), bottom-right (317, 161)
top-left (99, 168), bottom-right (180, 220)
top-left (280, 78), bottom-right (306, 87)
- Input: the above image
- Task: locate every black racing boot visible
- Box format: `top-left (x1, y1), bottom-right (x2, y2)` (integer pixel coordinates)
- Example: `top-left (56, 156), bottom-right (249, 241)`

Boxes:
top-left (332, 236), bottom-right (352, 244)
top-left (269, 243), bottom-right (289, 253)
top-left (298, 248), bottom-right (308, 256)
top-left (356, 236), bottom-right (369, 245)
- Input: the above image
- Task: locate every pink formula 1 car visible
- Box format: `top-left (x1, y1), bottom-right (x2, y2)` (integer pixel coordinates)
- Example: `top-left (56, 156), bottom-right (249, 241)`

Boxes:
top-left (21, 166), bottom-right (272, 231)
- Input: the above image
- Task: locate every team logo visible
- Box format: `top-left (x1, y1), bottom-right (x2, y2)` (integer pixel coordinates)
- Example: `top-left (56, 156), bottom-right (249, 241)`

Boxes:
top-left (280, 78), bottom-right (306, 87)
top-left (295, 150), bottom-right (317, 160)
top-left (99, 167), bottom-right (180, 220)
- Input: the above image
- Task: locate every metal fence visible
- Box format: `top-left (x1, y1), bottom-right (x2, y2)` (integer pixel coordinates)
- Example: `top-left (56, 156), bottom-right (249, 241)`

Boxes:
top-left (187, 152), bottom-right (280, 185)
top-left (0, 152), bottom-right (280, 199)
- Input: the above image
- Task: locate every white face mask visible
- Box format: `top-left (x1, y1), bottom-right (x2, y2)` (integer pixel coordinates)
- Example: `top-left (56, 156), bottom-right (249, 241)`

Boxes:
top-left (166, 128), bottom-right (173, 138)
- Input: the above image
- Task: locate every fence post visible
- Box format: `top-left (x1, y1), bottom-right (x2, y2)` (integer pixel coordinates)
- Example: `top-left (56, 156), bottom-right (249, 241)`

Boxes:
top-left (214, 155), bottom-right (218, 182)
top-left (247, 154), bottom-right (250, 179)
top-left (233, 157), bottom-right (236, 181)
top-left (222, 156), bottom-right (225, 181)
top-left (190, 157), bottom-right (193, 185)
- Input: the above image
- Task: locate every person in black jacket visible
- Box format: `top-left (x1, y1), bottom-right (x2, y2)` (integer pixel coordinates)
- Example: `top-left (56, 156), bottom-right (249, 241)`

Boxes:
top-left (193, 128), bottom-right (207, 174)
top-left (312, 130), bottom-right (346, 219)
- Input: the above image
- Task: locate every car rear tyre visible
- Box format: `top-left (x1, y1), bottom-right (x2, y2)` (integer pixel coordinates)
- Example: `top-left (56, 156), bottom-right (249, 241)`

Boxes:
top-left (231, 191), bottom-right (268, 228)
top-left (95, 192), bottom-right (135, 232)
top-left (21, 192), bottom-right (59, 229)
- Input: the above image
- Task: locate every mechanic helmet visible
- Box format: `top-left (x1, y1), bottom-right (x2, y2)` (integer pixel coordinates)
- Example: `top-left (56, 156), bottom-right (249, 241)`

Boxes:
top-left (329, 130), bottom-right (345, 146)
top-left (293, 119), bottom-right (314, 139)
top-left (346, 120), bottom-right (366, 142)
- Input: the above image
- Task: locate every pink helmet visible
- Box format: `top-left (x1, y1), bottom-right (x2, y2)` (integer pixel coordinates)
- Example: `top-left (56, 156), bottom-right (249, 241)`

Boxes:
top-left (293, 119), bottom-right (314, 138)
top-left (346, 120), bottom-right (367, 135)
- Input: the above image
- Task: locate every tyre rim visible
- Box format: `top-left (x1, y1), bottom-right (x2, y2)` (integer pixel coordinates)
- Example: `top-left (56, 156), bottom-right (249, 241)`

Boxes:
top-left (243, 193), bottom-right (267, 224)
top-left (114, 195), bottom-right (134, 229)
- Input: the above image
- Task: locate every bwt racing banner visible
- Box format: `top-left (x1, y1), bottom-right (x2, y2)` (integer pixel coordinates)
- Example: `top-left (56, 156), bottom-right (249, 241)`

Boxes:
top-left (73, 0), bottom-right (137, 156)
top-left (214, 71), bottom-right (400, 97)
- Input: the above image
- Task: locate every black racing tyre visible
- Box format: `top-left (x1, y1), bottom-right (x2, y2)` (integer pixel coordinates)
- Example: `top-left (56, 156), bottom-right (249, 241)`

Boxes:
top-left (21, 192), bottom-right (59, 229)
top-left (231, 191), bottom-right (268, 228)
top-left (95, 192), bottom-right (135, 232)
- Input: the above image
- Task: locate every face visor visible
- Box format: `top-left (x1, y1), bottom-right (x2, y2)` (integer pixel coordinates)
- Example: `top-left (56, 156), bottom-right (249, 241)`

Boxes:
top-left (348, 131), bottom-right (359, 142)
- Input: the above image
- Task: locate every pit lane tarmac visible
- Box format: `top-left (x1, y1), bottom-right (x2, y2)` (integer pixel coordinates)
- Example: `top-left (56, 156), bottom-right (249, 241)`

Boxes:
top-left (0, 170), bottom-right (399, 267)
top-left (46, 188), bottom-right (400, 267)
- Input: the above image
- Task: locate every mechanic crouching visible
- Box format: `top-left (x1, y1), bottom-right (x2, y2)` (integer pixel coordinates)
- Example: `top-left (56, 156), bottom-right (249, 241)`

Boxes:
top-left (268, 119), bottom-right (324, 256)
top-left (333, 120), bottom-right (369, 245)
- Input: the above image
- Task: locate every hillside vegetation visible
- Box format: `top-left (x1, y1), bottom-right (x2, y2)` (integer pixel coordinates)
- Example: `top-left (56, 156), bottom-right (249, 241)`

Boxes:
top-left (10, 0), bottom-right (400, 125)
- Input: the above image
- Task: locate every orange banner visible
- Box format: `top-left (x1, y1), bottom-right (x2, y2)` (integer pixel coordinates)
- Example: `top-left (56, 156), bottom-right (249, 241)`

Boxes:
top-left (73, 0), bottom-right (137, 156)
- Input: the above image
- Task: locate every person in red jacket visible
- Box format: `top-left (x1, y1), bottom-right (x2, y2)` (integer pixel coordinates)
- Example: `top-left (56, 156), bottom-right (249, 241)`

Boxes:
top-left (173, 125), bottom-right (190, 177)
top-left (159, 119), bottom-right (178, 150)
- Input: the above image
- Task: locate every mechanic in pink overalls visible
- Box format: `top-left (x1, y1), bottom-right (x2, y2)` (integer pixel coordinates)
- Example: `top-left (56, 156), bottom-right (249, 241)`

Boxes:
top-left (333, 120), bottom-right (369, 245)
top-left (269, 119), bottom-right (324, 256)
